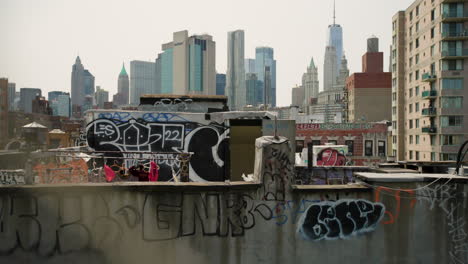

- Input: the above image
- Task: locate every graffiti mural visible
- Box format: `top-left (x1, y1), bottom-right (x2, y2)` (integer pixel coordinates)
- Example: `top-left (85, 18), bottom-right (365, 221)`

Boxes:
top-left (33, 159), bottom-right (89, 184)
top-left (0, 170), bottom-right (25, 185)
top-left (86, 116), bottom-right (229, 182)
top-left (297, 199), bottom-right (385, 241)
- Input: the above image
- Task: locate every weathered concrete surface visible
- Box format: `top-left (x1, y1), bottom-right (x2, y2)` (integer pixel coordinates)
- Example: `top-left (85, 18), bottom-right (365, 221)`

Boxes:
top-left (0, 138), bottom-right (467, 264)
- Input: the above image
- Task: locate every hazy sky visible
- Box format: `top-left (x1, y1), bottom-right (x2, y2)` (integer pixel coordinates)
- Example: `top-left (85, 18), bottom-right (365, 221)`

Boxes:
top-left (0, 0), bottom-right (414, 106)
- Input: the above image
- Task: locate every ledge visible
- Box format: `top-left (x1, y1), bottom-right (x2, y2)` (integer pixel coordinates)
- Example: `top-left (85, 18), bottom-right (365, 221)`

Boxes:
top-left (291, 183), bottom-right (371, 192)
top-left (0, 181), bottom-right (262, 192)
top-left (355, 172), bottom-right (468, 183)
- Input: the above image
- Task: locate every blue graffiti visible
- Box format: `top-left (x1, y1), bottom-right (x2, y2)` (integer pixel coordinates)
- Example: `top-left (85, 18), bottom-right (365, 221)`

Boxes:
top-left (141, 113), bottom-right (188, 122)
top-left (98, 112), bottom-right (132, 123)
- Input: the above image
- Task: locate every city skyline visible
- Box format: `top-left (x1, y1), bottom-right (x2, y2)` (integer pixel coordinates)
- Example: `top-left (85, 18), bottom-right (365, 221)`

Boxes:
top-left (1, 0), bottom-right (414, 106)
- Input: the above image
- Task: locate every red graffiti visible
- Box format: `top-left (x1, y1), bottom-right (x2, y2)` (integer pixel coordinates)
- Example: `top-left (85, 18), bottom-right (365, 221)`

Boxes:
top-left (34, 159), bottom-right (89, 184)
top-left (316, 148), bottom-right (346, 166)
top-left (374, 187), bottom-right (417, 225)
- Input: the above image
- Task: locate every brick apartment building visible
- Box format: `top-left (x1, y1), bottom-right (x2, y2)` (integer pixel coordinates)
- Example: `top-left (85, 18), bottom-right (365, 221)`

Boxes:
top-left (296, 122), bottom-right (390, 166)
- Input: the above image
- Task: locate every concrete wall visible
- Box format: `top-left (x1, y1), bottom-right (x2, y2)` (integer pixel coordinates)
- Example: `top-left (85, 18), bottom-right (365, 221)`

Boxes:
top-left (1, 137), bottom-right (468, 263)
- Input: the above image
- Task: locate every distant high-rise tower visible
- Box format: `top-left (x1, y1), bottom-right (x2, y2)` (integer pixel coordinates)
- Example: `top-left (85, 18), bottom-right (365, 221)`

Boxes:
top-left (216, 73), bottom-right (226, 95)
top-left (71, 56), bottom-right (94, 110)
top-left (130, 60), bottom-right (156, 105)
top-left (20, 88), bottom-right (42, 113)
top-left (71, 56), bottom-right (85, 107)
top-left (255, 47), bottom-right (277, 107)
top-left (302, 57), bottom-right (319, 106)
top-left (158, 30), bottom-right (216, 96)
top-left (95, 86), bottom-right (109, 109)
top-left (323, 46), bottom-right (338, 91)
top-left (7, 82), bottom-right (15, 111)
top-left (327, 0), bottom-right (343, 72)
top-left (226, 30), bottom-right (246, 110)
top-left (113, 63), bottom-right (130, 106)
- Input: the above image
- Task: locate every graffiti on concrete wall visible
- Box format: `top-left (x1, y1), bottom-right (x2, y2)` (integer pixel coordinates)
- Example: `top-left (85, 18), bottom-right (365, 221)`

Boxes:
top-left (0, 170), bottom-right (25, 185)
top-left (418, 184), bottom-right (468, 264)
top-left (297, 199), bottom-right (385, 241)
top-left (261, 141), bottom-right (293, 201)
top-left (86, 116), bottom-right (229, 182)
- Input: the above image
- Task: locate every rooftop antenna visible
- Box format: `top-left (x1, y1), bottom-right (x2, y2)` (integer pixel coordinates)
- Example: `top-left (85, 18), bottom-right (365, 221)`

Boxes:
top-left (333, 0), bottom-right (336, 25)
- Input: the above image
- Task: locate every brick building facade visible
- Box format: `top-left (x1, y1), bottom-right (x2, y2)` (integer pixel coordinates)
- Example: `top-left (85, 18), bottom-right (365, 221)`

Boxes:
top-left (296, 123), bottom-right (390, 166)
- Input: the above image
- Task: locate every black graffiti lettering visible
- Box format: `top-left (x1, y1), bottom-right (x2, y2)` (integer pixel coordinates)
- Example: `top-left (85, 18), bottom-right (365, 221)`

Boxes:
top-left (298, 199), bottom-right (385, 241)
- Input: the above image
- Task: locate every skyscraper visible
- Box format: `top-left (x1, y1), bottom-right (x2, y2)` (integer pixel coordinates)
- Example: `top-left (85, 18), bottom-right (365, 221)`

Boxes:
top-left (327, 0), bottom-right (343, 72)
top-left (158, 30), bottom-right (216, 96)
top-left (255, 47), bottom-right (277, 107)
top-left (226, 30), bottom-right (246, 110)
top-left (245, 73), bottom-right (258, 106)
top-left (245, 59), bottom-right (256, 74)
top-left (95, 86), bottom-right (109, 109)
top-left (7, 82), bottom-right (15, 111)
top-left (130, 60), bottom-right (156, 105)
top-left (71, 56), bottom-right (84, 107)
top-left (323, 1), bottom-right (343, 92)
top-left (49, 92), bottom-right (71, 117)
top-left (323, 46), bottom-right (338, 91)
top-left (302, 57), bottom-right (319, 106)
top-left (0, 79), bottom-right (8, 147)
top-left (216, 73), bottom-right (226, 95)
top-left (113, 63), bottom-right (130, 106)
top-left (20, 88), bottom-right (41, 113)
top-left (71, 56), bottom-right (94, 110)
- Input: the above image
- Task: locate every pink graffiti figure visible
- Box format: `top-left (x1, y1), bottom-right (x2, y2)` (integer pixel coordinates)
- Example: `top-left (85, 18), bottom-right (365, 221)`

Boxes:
top-left (316, 148), bottom-right (346, 166)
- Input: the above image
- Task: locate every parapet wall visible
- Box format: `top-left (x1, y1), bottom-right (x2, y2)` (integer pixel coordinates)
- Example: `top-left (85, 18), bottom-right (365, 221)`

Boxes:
top-left (1, 137), bottom-right (467, 264)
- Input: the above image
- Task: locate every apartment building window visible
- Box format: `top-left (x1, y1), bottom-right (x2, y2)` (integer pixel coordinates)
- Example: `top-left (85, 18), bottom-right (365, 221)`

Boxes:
top-left (416, 5), bottom-right (419, 16)
top-left (410, 135), bottom-right (414, 144)
top-left (441, 116), bottom-right (463, 127)
top-left (431, 135), bottom-right (436, 146)
top-left (409, 57), bottom-right (413, 67)
top-left (410, 11), bottom-right (413, 21)
top-left (416, 38), bottom-right (419, 48)
top-left (415, 70), bottom-right (420, 80)
top-left (416, 22), bottom-right (420, 32)
top-left (416, 151), bottom-right (420, 160)
top-left (378, 141), bottom-right (386, 157)
top-left (431, 45), bottom-right (435, 56)
top-left (415, 86), bottom-right (420, 95)
top-left (392, 36), bottom-right (397, 46)
top-left (442, 60), bottom-right (464, 71)
top-left (392, 64), bottom-right (397, 72)
top-left (415, 54), bottom-right (419, 64)
top-left (345, 140), bottom-right (354, 156)
top-left (416, 118), bottom-right (420, 128)
top-left (393, 136), bottom-right (397, 144)
top-left (409, 88), bottom-right (413, 97)
top-left (409, 119), bottom-right (414, 128)
top-left (431, 82), bottom-right (436, 90)
top-left (441, 97), bottom-right (463, 108)
top-left (365, 140), bottom-right (373, 156)
top-left (410, 42), bottom-right (413, 51)
top-left (392, 106), bottom-right (397, 115)
top-left (409, 73), bottom-right (413, 82)
top-left (415, 102), bottom-right (420, 112)
top-left (431, 27), bottom-right (435, 38)
top-left (409, 104), bottom-right (413, 113)
top-left (442, 135), bottom-right (462, 146)
top-left (409, 151), bottom-right (413, 160)
top-left (392, 78), bottom-right (397, 88)
top-left (431, 63), bottom-right (436, 74)
top-left (392, 92), bottom-right (397, 101)
top-left (441, 153), bottom-right (457, 161)
top-left (393, 21), bottom-right (396, 31)
top-left (392, 121), bottom-right (397, 129)
top-left (431, 9), bottom-right (435, 21)
top-left (416, 135), bottom-right (420, 144)
top-left (431, 152), bottom-right (436, 162)
top-left (442, 78), bottom-right (463, 89)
